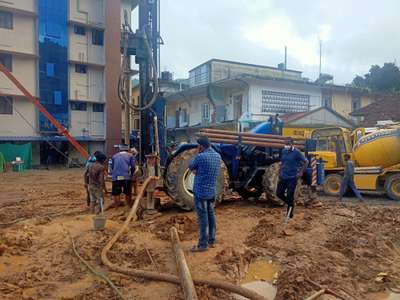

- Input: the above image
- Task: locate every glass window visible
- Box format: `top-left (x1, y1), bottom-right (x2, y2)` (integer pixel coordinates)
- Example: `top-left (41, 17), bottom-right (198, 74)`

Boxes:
top-left (202, 103), bottom-right (210, 121)
top-left (71, 101), bottom-right (87, 111)
top-left (75, 64), bottom-right (87, 74)
top-left (53, 91), bottom-right (62, 105)
top-left (0, 96), bottom-right (13, 114)
top-left (0, 11), bottom-right (13, 29)
top-left (92, 29), bottom-right (104, 46)
top-left (73, 25), bottom-right (86, 35)
top-left (0, 53), bottom-right (12, 71)
top-left (46, 63), bottom-right (55, 77)
top-left (92, 103), bottom-right (104, 112)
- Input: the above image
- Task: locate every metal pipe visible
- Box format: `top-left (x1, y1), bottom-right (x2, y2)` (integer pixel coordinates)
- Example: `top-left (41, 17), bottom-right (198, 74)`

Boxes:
top-left (197, 132), bottom-right (304, 146)
top-left (200, 128), bottom-right (305, 143)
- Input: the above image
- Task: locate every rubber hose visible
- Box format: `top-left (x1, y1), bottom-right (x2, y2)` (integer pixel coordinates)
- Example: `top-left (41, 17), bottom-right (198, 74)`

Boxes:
top-left (100, 177), bottom-right (268, 300)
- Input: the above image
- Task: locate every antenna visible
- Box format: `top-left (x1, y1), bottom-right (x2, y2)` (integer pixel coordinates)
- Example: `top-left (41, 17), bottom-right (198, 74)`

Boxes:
top-left (284, 46), bottom-right (287, 70)
top-left (319, 39), bottom-right (322, 77)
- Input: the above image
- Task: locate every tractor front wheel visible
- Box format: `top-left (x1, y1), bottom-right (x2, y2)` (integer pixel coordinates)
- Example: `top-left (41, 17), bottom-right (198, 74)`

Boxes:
top-left (323, 174), bottom-right (343, 196)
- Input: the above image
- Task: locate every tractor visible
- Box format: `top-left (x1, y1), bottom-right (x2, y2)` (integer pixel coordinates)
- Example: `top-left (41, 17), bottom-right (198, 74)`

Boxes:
top-left (163, 121), bottom-right (324, 210)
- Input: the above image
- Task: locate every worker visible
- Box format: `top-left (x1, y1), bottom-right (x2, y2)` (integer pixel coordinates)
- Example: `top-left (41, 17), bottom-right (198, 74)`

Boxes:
top-left (110, 144), bottom-right (136, 207)
top-left (85, 152), bottom-right (107, 214)
top-left (189, 136), bottom-right (221, 252)
top-left (84, 151), bottom-right (101, 206)
top-left (276, 137), bottom-right (308, 221)
top-left (339, 154), bottom-right (364, 202)
top-left (129, 147), bottom-right (139, 196)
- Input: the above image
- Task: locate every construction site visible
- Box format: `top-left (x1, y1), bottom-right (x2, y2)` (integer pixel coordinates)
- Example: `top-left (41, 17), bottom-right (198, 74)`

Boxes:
top-left (1, 1), bottom-right (400, 300)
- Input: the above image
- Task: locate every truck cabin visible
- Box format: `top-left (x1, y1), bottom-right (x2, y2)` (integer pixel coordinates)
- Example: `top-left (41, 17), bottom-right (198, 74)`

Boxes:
top-left (311, 127), bottom-right (352, 169)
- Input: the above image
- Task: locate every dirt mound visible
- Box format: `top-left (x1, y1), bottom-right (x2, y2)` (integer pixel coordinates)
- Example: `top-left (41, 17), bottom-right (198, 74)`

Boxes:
top-left (215, 247), bottom-right (258, 280)
top-left (245, 218), bottom-right (279, 248)
top-left (151, 215), bottom-right (198, 241)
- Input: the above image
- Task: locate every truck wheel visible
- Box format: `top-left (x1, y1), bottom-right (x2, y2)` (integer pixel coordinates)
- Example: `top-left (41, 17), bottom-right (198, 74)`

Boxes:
top-left (385, 174), bottom-right (400, 201)
top-left (323, 174), bottom-right (343, 196)
top-left (165, 149), bottom-right (229, 210)
top-left (262, 162), bottom-right (301, 205)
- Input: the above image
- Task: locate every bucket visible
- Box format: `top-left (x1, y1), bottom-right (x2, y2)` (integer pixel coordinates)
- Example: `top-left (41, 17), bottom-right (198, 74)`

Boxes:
top-left (93, 214), bottom-right (106, 231)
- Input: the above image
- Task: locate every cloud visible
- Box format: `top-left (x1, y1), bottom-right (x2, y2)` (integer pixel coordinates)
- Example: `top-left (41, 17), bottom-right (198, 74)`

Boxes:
top-left (241, 16), bottom-right (332, 66)
top-left (157, 0), bottom-right (400, 84)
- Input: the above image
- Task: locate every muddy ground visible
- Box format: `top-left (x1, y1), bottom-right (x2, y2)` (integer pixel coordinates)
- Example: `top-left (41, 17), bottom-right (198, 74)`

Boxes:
top-left (0, 169), bottom-right (400, 300)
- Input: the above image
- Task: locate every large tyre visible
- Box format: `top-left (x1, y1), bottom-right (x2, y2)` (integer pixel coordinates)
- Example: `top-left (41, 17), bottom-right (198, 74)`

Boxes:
top-left (385, 174), bottom-right (400, 201)
top-left (165, 149), bottom-right (229, 210)
top-left (323, 174), bottom-right (343, 196)
top-left (262, 162), bottom-right (301, 205)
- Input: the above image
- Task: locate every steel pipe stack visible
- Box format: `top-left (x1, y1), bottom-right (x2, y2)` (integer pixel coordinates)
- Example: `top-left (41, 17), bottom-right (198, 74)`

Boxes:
top-left (196, 128), bottom-right (305, 150)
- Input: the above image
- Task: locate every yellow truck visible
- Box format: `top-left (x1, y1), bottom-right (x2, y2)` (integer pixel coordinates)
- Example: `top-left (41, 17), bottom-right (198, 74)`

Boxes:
top-left (310, 125), bottom-right (400, 201)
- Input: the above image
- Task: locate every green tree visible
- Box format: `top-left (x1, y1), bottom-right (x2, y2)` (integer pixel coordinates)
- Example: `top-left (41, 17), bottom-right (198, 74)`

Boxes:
top-left (352, 63), bottom-right (400, 91)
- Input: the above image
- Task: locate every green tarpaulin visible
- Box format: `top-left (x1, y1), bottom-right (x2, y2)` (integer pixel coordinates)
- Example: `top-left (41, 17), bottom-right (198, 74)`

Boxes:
top-left (0, 152), bottom-right (5, 172)
top-left (0, 143), bottom-right (32, 169)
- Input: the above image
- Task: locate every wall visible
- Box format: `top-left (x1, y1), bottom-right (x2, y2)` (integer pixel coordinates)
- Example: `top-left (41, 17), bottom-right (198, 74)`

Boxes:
top-left (68, 26), bottom-right (105, 65)
top-left (211, 61), bottom-right (302, 82)
top-left (0, 96), bottom-right (38, 136)
top-left (248, 79), bottom-right (322, 121)
top-left (0, 0), bottom-right (36, 13)
top-left (331, 91), bottom-right (352, 118)
top-left (69, 65), bottom-right (104, 102)
top-left (0, 56), bottom-right (37, 96)
top-left (69, 103), bottom-right (105, 137)
top-left (0, 14), bottom-right (36, 55)
top-left (69, 0), bottom-right (105, 27)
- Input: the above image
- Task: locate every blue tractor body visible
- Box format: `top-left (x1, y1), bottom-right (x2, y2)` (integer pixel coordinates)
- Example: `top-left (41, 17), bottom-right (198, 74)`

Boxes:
top-left (164, 121), bottom-right (323, 210)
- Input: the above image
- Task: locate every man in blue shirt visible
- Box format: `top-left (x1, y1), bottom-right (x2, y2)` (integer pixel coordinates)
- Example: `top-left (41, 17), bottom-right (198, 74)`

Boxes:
top-left (111, 144), bottom-right (136, 207)
top-left (189, 137), bottom-right (221, 252)
top-left (277, 138), bottom-right (308, 220)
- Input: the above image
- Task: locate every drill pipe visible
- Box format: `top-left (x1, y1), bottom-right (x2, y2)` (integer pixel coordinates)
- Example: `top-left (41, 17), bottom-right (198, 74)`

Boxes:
top-left (196, 134), bottom-right (304, 150)
top-left (200, 128), bottom-right (305, 144)
top-left (197, 132), bottom-right (304, 147)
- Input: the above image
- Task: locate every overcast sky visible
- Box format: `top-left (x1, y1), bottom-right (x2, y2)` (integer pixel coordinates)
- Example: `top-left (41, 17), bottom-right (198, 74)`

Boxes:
top-left (157, 0), bottom-right (400, 84)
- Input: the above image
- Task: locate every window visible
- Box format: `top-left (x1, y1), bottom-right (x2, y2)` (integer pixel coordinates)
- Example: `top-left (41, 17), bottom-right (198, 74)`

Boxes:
top-left (53, 91), bottom-right (62, 105)
top-left (202, 103), bottom-right (210, 121)
top-left (93, 103), bottom-right (104, 112)
top-left (92, 29), bottom-right (104, 46)
top-left (261, 90), bottom-right (310, 113)
top-left (352, 96), bottom-right (361, 112)
top-left (0, 96), bottom-right (12, 114)
top-left (46, 63), bottom-right (55, 77)
top-left (75, 64), bottom-right (87, 74)
top-left (71, 101), bottom-right (87, 111)
top-left (73, 25), bottom-right (86, 35)
top-left (0, 53), bottom-right (12, 71)
top-left (0, 11), bottom-right (13, 29)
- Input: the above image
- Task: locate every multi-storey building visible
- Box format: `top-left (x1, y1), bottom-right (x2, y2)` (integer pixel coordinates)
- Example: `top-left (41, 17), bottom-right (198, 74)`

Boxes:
top-left (0, 0), bottom-right (135, 167)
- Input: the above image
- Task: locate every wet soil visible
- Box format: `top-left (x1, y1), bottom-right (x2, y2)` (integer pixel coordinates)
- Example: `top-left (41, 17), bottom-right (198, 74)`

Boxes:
top-left (0, 169), bottom-right (400, 299)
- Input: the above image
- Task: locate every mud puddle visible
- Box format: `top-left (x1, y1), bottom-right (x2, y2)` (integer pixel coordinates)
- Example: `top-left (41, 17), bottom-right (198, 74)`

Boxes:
top-left (235, 259), bottom-right (280, 300)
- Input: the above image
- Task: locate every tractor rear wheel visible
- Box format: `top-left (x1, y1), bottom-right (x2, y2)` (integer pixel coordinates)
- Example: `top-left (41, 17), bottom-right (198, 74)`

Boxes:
top-left (165, 149), bottom-right (229, 210)
top-left (262, 162), bottom-right (302, 205)
top-left (323, 174), bottom-right (343, 196)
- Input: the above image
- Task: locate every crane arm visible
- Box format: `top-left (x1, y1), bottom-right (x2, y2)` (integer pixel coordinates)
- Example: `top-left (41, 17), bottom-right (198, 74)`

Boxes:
top-left (0, 63), bottom-right (89, 160)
